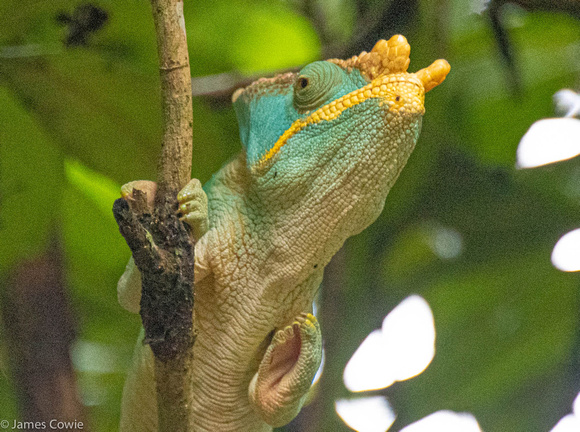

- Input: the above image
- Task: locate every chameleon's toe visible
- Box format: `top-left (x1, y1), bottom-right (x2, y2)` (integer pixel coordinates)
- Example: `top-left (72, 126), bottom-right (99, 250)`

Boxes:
top-left (177, 178), bottom-right (209, 241)
top-left (249, 313), bottom-right (322, 427)
top-left (120, 180), bottom-right (157, 210)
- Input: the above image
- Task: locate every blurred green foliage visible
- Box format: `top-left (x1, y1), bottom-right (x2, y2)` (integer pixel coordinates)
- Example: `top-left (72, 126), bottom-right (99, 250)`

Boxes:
top-left (1, 0), bottom-right (579, 431)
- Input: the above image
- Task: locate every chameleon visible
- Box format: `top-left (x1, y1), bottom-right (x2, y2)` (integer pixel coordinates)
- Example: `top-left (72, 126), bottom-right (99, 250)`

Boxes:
top-left (117, 34), bottom-right (449, 432)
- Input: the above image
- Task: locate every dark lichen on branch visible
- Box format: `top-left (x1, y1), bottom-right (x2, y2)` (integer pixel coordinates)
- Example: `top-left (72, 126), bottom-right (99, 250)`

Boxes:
top-left (113, 192), bottom-right (195, 362)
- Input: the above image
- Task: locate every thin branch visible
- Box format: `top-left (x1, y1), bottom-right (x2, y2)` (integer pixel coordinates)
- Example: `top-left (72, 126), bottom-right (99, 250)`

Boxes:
top-left (190, 69), bottom-right (299, 102)
top-left (113, 0), bottom-right (195, 431)
top-left (151, 0), bottom-right (193, 195)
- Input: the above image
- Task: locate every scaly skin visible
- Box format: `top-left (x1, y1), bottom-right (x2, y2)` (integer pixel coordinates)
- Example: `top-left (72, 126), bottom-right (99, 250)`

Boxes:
top-left (118, 35), bottom-right (449, 431)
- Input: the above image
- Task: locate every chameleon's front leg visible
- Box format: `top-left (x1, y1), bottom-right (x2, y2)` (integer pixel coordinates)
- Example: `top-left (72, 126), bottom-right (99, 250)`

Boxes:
top-left (119, 178), bottom-right (209, 241)
top-left (177, 178), bottom-right (209, 240)
top-left (249, 313), bottom-right (322, 427)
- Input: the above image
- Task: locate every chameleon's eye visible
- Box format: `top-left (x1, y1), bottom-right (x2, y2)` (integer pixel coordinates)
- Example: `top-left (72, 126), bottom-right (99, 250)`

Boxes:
top-left (294, 61), bottom-right (343, 112)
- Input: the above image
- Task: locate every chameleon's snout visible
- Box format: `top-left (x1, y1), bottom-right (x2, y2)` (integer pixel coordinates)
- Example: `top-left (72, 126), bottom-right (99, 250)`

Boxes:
top-left (414, 59), bottom-right (451, 93)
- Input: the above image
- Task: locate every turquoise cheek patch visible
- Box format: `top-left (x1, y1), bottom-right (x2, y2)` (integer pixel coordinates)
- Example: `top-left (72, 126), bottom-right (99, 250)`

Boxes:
top-left (234, 93), bottom-right (297, 165)
top-left (232, 65), bottom-right (368, 168)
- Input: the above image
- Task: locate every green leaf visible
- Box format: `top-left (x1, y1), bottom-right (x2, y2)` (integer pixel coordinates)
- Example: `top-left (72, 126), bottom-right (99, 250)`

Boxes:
top-left (0, 85), bottom-right (63, 274)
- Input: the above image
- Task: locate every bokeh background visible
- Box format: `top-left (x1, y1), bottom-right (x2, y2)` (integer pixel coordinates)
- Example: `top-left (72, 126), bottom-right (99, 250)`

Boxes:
top-left (1, 0), bottom-right (580, 431)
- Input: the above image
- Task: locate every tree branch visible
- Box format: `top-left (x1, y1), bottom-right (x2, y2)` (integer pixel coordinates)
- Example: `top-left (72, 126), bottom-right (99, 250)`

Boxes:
top-left (151, 0), bottom-right (193, 194)
top-left (113, 0), bottom-right (195, 431)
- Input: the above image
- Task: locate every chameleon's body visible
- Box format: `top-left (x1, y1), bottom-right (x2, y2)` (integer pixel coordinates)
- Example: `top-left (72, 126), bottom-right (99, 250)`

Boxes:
top-left (118, 35), bottom-right (449, 431)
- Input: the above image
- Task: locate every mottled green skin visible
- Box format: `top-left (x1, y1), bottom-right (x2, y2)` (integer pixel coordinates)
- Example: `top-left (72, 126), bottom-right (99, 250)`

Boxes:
top-left (118, 58), bottom-right (424, 431)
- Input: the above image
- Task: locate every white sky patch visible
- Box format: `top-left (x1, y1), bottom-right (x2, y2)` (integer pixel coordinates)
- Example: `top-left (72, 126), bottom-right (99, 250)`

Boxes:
top-left (551, 415), bottom-right (580, 432)
top-left (550, 391), bottom-right (580, 432)
top-left (399, 410), bottom-right (482, 432)
top-left (516, 118), bottom-right (580, 169)
top-left (471, 0), bottom-right (490, 14)
top-left (335, 396), bottom-right (396, 432)
top-left (552, 228), bottom-right (580, 272)
top-left (554, 89), bottom-right (580, 118)
top-left (343, 295), bottom-right (435, 392)
top-left (427, 225), bottom-right (463, 260)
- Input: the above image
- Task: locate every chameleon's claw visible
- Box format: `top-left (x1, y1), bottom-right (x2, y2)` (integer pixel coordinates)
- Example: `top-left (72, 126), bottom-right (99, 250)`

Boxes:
top-left (249, 313), bottom-right (322, 427)
top-left (177, 178), bottom-right (209, 241)
top-left (120, 180), bottom-right (157, 210)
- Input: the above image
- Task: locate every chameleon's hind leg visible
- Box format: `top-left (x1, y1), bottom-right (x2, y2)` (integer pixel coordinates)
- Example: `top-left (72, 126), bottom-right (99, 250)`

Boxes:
top-left (249, 313), bottom-right (322, 427)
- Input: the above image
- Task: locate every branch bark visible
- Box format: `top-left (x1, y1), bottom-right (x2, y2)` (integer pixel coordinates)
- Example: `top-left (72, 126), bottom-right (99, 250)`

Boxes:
top-left (113, 0), bottom-right (195, 431)
top-left (151, 0), bottom-right (193, 194)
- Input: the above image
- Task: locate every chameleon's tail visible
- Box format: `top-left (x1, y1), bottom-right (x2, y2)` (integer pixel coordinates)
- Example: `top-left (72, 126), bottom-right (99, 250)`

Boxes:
top-left (119, 329), bottom-right (158, 432)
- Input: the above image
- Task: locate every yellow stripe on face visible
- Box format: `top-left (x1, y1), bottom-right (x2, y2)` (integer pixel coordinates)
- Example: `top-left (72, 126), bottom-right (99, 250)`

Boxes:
top-left (256, 73), bottom-right (425, 170)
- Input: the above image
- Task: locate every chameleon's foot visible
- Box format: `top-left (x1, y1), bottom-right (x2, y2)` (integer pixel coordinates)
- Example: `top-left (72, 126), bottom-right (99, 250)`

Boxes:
top-left (177, 178), bottom-right (209, 241)
top-left (249, 313), bottom-right (322, 427)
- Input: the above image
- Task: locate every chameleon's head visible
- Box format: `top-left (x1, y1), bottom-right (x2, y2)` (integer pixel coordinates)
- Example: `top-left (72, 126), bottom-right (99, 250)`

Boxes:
top-left (233, 35), bottom-right (449, 232)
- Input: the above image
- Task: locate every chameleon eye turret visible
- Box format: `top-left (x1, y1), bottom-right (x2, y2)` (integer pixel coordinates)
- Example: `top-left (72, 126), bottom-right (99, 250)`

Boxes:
top-left (293, 61), bottom-right (344, 112)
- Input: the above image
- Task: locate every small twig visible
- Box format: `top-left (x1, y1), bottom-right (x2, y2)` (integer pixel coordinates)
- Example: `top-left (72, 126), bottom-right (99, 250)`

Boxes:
top-left (190, 69), bottom-right (299, 102)
top-left (488, 0), bottom-right (523, 98)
